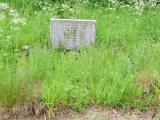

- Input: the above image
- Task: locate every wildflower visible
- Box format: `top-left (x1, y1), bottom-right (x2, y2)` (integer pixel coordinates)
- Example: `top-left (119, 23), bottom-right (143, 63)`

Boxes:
top-left (0, 2), bottom-right (9, 10)
top-left (9, 9), bottom-right (19, 17)
top-left (10, 18), bottom-right (26, 25)
top-left (134, 0), bottom-right (145, 16)
top-left (34, 0), bottom-right (53, 11)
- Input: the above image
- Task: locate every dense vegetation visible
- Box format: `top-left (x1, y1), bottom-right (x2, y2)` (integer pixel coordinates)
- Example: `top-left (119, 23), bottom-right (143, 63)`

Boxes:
top-left (0, 0), bottom-right (160, 111)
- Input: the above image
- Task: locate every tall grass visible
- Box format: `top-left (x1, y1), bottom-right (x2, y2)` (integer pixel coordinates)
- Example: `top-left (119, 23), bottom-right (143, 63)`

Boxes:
top-left (0, 1), bottom-right (160, 111)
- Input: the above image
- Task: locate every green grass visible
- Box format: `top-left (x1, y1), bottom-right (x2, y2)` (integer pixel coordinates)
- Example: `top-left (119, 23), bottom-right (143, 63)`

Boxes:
top-left (0, 1), bottom-right (160, 111)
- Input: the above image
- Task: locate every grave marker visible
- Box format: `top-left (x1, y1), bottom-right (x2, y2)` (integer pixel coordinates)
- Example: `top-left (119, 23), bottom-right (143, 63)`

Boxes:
top-left (51, 19), bottom-right (96, 49)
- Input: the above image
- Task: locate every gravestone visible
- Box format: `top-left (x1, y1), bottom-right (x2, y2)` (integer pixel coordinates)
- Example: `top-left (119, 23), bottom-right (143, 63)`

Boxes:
top-left (51, 19), bottom-right (96, 50)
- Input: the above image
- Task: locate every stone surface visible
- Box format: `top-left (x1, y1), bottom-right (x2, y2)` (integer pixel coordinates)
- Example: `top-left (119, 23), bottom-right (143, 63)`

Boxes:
top-left (51, 19), bottom-right (96, 49)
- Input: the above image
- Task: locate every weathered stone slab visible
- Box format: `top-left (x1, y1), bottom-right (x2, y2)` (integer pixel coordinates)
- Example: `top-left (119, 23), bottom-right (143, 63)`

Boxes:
top-left (51, 19), bottom-right (96, 49)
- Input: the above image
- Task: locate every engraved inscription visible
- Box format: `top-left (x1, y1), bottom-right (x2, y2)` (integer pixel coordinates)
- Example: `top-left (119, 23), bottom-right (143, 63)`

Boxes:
top-left (63, 25), bottom-right (79, 42)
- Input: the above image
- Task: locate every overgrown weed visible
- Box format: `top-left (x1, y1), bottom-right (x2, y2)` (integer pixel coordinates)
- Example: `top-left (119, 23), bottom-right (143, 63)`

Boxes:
top-left (0, 1), bottom-right (160, 111)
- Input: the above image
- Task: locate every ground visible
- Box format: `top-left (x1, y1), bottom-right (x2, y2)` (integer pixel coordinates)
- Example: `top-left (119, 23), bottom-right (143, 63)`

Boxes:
top-left (1, 1), bottom-right (160, 120)
top-left (1, 106), bottom-right (160, 120)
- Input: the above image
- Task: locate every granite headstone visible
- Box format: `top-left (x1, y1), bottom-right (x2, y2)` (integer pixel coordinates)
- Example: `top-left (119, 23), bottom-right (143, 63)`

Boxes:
top-left (51, 19), bottom-right (96, 49)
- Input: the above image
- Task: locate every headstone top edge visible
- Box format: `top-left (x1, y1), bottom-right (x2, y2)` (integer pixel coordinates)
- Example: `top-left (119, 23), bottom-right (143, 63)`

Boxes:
top-left (51, 18), bottom-right (96, 23)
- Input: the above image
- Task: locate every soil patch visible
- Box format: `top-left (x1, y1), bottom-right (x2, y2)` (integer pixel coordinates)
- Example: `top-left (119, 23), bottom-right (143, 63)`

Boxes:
top-left (1, 106), bottom-right (160, 120)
